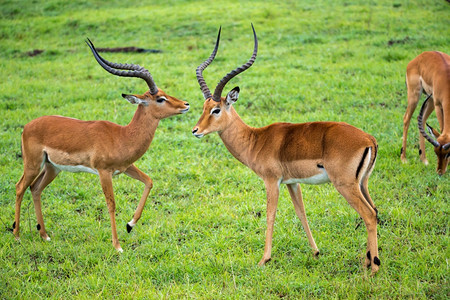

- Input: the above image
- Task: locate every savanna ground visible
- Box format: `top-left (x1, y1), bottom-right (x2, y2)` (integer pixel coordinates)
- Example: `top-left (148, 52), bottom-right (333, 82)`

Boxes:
top-left (0, 0), bottom-right (449, 298)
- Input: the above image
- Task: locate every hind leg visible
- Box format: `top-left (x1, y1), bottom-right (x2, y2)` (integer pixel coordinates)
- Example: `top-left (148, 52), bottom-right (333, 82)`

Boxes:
top-left (401, 76), bottom-right (421, 163)
top-left (358, 179), bottom-right (379, 269)
top-left (29, 163), bottom-right (60, 241)
top-left (334, 183), bottom-right (379, 274)
top-left (13, 158), bottom-right (46, 239)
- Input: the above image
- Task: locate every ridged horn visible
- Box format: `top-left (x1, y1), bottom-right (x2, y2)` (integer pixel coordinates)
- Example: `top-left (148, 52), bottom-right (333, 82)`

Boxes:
top-left (212, 24), bottom-right (258, 102)
top-left (86, 38), bottom-right (158, 95)
top-left (418, 94), bottom-right (440, 147)
top-left (196, 27), bottom-right (221, 100)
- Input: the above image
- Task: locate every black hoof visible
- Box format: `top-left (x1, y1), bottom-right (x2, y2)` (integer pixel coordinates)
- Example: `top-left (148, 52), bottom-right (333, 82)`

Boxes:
top-left (126, 223), bottom-right (133, 233)
top-left (8, 222), bottom-right (15, 232)
top-left (374, 256), bottom-right (381, 266)
top-left (367, 251), bottom-right (371, 260)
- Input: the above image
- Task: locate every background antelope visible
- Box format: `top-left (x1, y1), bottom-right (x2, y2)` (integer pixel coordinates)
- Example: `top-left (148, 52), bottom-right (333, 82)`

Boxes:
top-left (401, 51), bottom-right (450, 175)
top-left (13, 38), bottom-right (190, 251)
top-left (192, 26), bottom-right (380, 274)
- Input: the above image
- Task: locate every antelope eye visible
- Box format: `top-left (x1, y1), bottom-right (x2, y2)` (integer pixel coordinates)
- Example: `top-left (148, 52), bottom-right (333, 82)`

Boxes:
top-left (156, 97), bottom-right (166, 103)
top-left (211, 108), bottom-right (221, 115)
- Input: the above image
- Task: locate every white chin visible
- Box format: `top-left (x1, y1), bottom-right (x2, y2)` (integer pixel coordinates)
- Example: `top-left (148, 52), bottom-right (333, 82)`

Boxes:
top-left (193, 133), bottom-right (204, 138)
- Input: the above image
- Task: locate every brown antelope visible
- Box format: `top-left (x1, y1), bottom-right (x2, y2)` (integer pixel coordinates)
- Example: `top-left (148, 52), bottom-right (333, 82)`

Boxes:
top-left (192, 25), bottom-right (380, 274)
top-left (13, 38), bottom-right (190, 251)
top-left (400, 51), bottom-right (450, 175)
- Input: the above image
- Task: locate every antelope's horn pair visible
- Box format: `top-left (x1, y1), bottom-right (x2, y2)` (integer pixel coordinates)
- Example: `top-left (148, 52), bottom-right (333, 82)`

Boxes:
top-left (86, 38), bottom-right (158, 95)
top-left (417, 94), bottom-right (450, 150)
top-left (196, 24), bottom-right (258, 102)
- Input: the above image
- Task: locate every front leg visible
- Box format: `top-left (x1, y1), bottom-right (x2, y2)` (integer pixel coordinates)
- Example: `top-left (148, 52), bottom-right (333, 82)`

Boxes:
top-left (124, 164), bottom-right (153, 233)
top-left (287, 183), bottom-right (319, 256)
top-left (98, 169), bottom-right (122, 252)
top-left (258, 178), bottom-right (280, 266)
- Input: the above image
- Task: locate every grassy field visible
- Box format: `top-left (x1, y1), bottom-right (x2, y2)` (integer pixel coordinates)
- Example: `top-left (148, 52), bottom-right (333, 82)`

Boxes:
top-left (0, 0), bottom-right (449, 298)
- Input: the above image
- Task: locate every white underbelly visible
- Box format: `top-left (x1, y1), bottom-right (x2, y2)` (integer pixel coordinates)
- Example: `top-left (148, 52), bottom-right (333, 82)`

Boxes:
top-left (281, 169), bottom-right (330, 185)
top-left (52, 162), bottom-right (99, 175)
top-left (47, 157), bottom-right (120, 176)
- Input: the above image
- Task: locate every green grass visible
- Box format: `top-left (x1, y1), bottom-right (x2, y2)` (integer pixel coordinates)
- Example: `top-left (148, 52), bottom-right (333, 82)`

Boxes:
top-left (0, 0), bottom-right (449, 298)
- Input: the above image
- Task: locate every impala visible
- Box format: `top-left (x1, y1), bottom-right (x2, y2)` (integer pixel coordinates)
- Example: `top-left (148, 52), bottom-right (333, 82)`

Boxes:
top-left (400, 51), bottom-right (450, 175)
top-left (13, 38), bottom-right (190, 251)
top-left (192, 25), bottom-right (380, 274)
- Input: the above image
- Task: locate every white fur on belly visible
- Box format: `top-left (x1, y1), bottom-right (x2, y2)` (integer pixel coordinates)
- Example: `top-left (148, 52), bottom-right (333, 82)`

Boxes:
top-left (281, 169), bottom-right (330, 185)
top-left (50, 161), bottom-right (99, 175)
top-left (47, 157), bottom-right (120, 176)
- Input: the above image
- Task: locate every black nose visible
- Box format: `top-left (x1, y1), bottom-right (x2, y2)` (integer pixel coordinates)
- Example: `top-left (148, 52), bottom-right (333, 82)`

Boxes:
top-left (192, 128), bottom-right (198, 134)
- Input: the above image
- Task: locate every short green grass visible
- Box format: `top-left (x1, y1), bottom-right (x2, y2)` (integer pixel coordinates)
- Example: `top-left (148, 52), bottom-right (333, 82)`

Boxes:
top-left (0, 0), bottom-right (449, 298)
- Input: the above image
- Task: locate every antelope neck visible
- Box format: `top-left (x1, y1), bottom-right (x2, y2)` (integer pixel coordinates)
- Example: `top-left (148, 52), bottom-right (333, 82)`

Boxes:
top-left (124, 105), bottom-right (160, 151)
top-left (218, 110), bottom-right (257, 167)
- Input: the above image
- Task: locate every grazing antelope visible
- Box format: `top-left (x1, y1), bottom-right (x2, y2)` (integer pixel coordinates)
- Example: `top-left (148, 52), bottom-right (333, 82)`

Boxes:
top-left (192, 25), bottom-right (380, 274)
top-left (13, 38), bottom-right (190, 251)
top-left (400, 51), bottom-right (450, 175)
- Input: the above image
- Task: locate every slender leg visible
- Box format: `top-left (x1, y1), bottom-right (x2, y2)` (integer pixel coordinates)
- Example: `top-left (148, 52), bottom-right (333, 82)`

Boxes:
top-left (435, 104), bottom-right (444, 133)
top-left (29, 163), bottom-right (60, 241)
top-left (401, 80), bottom-right (421, 163)
top-left (286, 183), bottom-right (319, 255)
top-left (418, 97), bottom-right (435, 165)
top-left (258, 179), bottom-right (280, 266)
top-left (124, 164), bottom-right (153, 233)
top-left (13, 159), bottom-right (43, 239)
top-left (334, 183), bottom-right (379, 274)
top-left (98, 169), bottom-right (122, 252)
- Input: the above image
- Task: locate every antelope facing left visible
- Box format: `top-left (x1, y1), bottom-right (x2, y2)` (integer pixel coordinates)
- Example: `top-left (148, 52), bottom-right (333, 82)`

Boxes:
top-left (400, 51), bottom-right (450, 175)
top-left (192, 25), bottom-right (380, 274)
top-left (13, 38), bottom-right (190, 252)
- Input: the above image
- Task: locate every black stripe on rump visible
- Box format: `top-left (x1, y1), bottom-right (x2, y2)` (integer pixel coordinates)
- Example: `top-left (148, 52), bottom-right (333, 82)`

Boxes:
top-left (356, 147), bottom-right (370, 179)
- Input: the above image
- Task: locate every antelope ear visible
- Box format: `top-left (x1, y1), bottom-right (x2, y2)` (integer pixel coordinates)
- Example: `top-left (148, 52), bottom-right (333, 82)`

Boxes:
top-left (426, 123), bottom-right (440, 139)
top-left (122, 93), bottom-right (149, 106)
top-left (225, 86), bottom-right (240, 106)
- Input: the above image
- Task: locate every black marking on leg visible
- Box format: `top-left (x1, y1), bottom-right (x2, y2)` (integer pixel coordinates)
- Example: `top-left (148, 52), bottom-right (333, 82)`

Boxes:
top-left (367, 251), bottom-right (371, 260)
top-left (36, 224), bottom-right (41, 231)
top-left (356, 147), bottom-right (370, 179)
top-left (374, 144), bottom-right (378, 162)
top-left (314, 250), bottom-right (320, 257)
top-left (400, 147), bottom-right (403, 155)
top-left (12, 221), bottom-right (16, 229)
top-left (419, 149), bottom-right (422, 155)
top-left (126, 223), bottom-right (133, 233)
top-left (374, 207), bottom-right (380, 223)
top-left (374, 256), bottom-right (381, 266)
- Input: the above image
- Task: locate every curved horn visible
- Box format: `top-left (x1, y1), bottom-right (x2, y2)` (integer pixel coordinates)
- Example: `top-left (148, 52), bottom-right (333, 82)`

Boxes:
top-left (196, 27), bottom-right (221, 100)
top-left (86, 38), bottom-right (158, 95)
top-left (212, 24), bottom-right (258, 102)
top-left (418, 94), bottom-right (440, 147)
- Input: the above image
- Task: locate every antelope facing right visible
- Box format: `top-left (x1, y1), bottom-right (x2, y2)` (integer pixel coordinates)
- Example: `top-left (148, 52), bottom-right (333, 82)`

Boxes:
top-left (192, 26), bottom-right (380, 274)
top-left (13, 39), bottom-right (189, 251)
